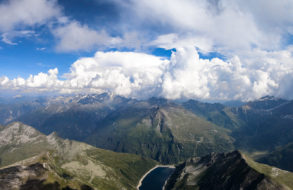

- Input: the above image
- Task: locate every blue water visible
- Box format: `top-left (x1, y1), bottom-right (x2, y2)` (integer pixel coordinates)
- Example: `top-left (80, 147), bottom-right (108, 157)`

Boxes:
top-left (139, 167), bottom-right (175, 190)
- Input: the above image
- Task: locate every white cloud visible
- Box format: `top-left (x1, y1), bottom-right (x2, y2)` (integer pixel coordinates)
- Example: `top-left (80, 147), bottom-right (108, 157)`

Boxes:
top-left (150, 33), bottom-right (213, 53)
top-left (129, 0), bottom-right (293, 53)
top-left (4, 68), bottom-right (63, 92)
top-left (0, 0), bottom-right (60, 32)
top-left (62, 51), bottom-right (168, 97)
top-left (2, 30), bottom-right (35, 45)
top-left (2, 0), bottom-right (293, 100)
top-left (161, 47), bottom-right (293, 100)
top-left (0, 0), bottom-right (61, 46)
top-left (0, 51), bottom-right (169, 98)
top-left (2, 47), bottom-right (293, 100)
top-left (1, 0), bottom-right (292, 53)
top-left (0, 0), bottom-right (120, 51)
top-left (0, 76), bottom-right (10, 86)
top-left (54, 21), bottom-right (122, 52)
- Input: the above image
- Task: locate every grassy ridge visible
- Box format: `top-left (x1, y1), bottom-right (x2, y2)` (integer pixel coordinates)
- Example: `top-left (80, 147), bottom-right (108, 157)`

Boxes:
top-left (243, 153), bottom-right (293, 189)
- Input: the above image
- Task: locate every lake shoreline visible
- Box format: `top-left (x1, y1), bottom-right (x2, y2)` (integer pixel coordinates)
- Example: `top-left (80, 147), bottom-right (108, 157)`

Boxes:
top-left (136, 164), bottom-right (175, 190)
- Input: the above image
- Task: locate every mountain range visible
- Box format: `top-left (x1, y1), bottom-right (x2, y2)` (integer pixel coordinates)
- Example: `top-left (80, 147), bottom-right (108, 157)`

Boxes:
top-left (1, 122), bottom-right (293, 190)
top-left (1, 94), bottom-right (293, 167)
top-left (1, 94), bottom-right (293, 188)
top-left (1, 93), bottom-right (293, 189)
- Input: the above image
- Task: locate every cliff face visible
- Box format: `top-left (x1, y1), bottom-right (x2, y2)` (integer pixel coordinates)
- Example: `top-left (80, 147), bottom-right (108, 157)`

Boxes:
top-left (165, 151), bottom-right (291, 190)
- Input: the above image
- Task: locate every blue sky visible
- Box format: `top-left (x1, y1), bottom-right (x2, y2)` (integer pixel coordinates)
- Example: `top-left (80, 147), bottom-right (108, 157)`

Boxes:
top-left (0, 0), bottom-right (122, 78)
top-left (1, 0), bottom-right (293, 101)
top-left (0, 0), bottom-right (176, 78)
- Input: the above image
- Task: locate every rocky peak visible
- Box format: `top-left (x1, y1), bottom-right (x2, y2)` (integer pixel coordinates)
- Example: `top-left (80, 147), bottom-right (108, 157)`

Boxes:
top-left (0, 122), bottom-right (43, 146)
top-left (77, 93), bottom-right (111, 104)
top-left (46, 131), bottom-right (60, 145)
top-left (246, 96), bottom-right (288, 110)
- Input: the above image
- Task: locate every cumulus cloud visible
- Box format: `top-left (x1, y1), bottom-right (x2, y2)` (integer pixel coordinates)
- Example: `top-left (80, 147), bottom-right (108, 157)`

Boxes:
top-left (161, 47), bottom-right (281, 100)
top-left (62, 51), bottom-right (169, 97)
top-left (0, 52), bottom-right (169, 98)
top-left (2, 68), bottom-right (62, 92)
top-left (2, 47), bottom-right (293, 100)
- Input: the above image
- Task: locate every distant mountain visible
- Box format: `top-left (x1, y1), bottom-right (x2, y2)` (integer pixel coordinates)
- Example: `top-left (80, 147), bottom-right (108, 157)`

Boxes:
top-left (246, 96), bottom-right (288, 110)
top-left (165, 151), bottom-right (293, 190)
top-left (182, 99), bottom-right (241, 130)
top-left (223, 100), bottom-right (245, 107)
top-left (0, 122), bottom-right (157, 190)
top-left (0, 93), bottom-right (130, 140)
top-left (231, 97), bottom-right (293, 151)
top-left (86, 101), bottom-right (234, 164)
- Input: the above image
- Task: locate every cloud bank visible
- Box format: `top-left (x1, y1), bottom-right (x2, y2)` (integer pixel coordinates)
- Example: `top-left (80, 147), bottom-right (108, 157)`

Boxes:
top-left (2, 47), bottom-right (293, 101)
top-left (131, 0), bottom-right (293, 53)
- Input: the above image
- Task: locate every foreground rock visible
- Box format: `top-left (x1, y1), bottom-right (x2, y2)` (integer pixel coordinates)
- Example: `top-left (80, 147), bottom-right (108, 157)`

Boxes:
top-left (165, 151), bottom-right (293, 190)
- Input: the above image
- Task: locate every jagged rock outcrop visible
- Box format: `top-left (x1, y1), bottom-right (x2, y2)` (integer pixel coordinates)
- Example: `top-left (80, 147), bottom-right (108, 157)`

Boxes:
top-left (0, 163), bottom-right (83, 190)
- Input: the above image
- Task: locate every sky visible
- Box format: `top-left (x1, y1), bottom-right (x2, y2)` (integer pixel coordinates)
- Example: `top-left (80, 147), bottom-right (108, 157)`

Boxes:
top-left (1, 0), bottom-right (293, 101)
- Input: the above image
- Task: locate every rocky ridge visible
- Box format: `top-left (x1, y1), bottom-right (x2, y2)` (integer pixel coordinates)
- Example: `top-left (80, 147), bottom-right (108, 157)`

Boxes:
top-left (165, 151), bottom-right (293, 190)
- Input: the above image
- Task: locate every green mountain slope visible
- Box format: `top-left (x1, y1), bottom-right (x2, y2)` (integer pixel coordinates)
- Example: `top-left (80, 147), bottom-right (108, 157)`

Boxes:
top-left (86, 103), bottom-right (234, 164)
top-left (165, 151), bottom-right (293, 190)
top-left (0, 122), bottom-right (157, 190)
top-left (231, 98), bottom-right (293, 151)
top-left (182, 99), bottom-right (241, 130)
top-left (257, 143), bottom-right (293, 172)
